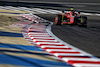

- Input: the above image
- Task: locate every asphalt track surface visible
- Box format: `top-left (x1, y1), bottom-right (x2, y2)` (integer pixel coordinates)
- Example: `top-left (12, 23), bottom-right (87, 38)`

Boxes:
top-left (1, 0), bottom-right (100, 3)
top-left (0, 0), bottom-right (100, 13)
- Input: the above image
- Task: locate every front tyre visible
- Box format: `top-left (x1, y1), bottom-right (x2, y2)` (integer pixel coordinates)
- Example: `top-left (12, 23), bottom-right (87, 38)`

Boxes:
top-left (78, 16), bottom-right (87, 27)
top-left (55, 15), bottom-right (62, 25)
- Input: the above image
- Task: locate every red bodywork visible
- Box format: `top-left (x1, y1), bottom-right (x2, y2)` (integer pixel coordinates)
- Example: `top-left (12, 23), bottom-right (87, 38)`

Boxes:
top-left (61, 11), bottom-right (76, 24)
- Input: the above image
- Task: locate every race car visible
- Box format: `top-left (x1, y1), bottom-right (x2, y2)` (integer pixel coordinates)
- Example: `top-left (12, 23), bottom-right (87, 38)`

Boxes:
top-left (55, 10), bottom-right (87, 27)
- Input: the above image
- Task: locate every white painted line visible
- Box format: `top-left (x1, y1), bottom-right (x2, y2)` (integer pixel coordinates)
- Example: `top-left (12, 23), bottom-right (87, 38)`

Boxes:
top-left (81, 13), bottom-right (93, 15)
top-left (94, 14), bottom-right (100, 16)
top-left (33, 10), bottom-right (48, 14)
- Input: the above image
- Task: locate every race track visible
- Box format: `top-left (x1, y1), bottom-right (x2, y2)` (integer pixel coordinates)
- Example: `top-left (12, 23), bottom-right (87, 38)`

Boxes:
top-left (0, 0), bottom-right (100, 66)
top-left (28, 0), bottom-right (100, 58)
top-left (36, 14), bottom-right (100, 58)
top-left (3, 0), bottom-right (99, 59)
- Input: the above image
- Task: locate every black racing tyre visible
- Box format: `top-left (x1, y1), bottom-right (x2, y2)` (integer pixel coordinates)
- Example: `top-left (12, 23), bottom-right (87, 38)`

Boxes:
top-left (55, 15), bottom-right (62, 25)
top-left (77, 16), bottom-right (87, 27)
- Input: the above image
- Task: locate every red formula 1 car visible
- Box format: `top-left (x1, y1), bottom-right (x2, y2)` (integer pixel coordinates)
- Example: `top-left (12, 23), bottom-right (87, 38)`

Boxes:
top-left (55, 10), bottom-right (87, 27)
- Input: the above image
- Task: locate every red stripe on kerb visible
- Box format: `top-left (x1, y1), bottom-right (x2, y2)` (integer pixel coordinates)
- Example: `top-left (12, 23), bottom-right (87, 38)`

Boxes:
top-left (32, 38), bottom-right (55, 40)
top-left (58, 56), bottom-right (91, 58)
top-left (29, 36), bottom-right (50, 37)
top-left (68, 60), bottom-right (100, 64)
top-left (50, 51), bottom-right (80, 54)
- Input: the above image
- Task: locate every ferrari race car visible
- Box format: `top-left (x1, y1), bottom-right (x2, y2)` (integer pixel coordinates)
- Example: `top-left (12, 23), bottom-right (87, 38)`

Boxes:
top-left (55, 10), bottom-right (87, 27)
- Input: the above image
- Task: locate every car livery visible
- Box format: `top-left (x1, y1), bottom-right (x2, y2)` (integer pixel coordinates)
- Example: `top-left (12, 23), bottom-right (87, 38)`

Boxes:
top-left (55, 10), bottom-right (87, 27)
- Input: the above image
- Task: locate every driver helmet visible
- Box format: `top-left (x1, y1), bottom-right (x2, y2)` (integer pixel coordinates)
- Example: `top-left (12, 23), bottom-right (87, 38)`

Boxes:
top-left (70, 8), bottom-right (74, 11)
top-left (70, 8), bottom-right (75, 15)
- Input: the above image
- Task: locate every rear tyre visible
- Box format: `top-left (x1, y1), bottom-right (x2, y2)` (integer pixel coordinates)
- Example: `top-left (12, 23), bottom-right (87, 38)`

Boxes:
top-left (55, 15), bottom-right (62, 25)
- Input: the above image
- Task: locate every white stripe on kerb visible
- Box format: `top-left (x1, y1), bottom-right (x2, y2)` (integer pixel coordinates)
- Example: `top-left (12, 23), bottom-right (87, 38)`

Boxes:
top-left (46, 49), bottom-right (76, 52)
top-left (30, 35), bottom-right (49, 36)
top-left (41, 46), bottom-right (68, 48)
top-left (54, 53), bottom-right (84, 56)
top-left (28, 33), bottom-right (47, 35)
top-left (33, 39), bottom-right (58, 42)
top-left (37, 42), bottom-right (62, 45)
top-left (73, 64), bottom-right (100, 67)
top-left (31, 37), bottom-right (53, 39)
top-left (62, 58), bottom-right (100, 62)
